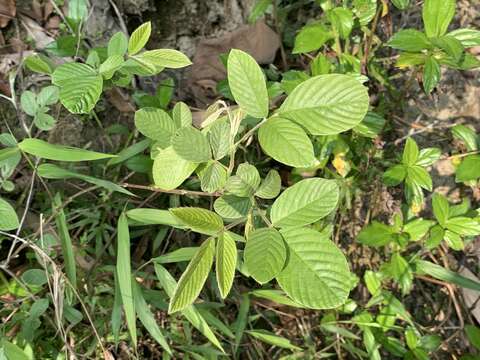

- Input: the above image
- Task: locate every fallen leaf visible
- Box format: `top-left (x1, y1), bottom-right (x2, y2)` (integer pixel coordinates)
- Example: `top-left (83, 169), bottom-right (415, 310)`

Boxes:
top-left (459, 266), bottom-right (480, 324)
top-left (20, 15), bottom-right (54, 49)
top-left (106, 88), bottom-right (136, 112)
top-left (0, 0), bottom-right (15, 28)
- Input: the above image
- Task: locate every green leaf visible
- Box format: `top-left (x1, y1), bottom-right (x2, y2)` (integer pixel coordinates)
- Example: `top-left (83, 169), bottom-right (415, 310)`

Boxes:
top-left (24, 54), bottom-right (54, 74)
top-left (353, 0), bottom-right (377, 26)
top-left (126, 208), bottom-right (185, 228)
top-left (18, 139), bottom-right (114, 162)
top-left (456, 155), bottom-right (480, 182)
top-left (391, 0), bottom-right (410, 10)
top-left (226, 163), bottom-right (261, 197)
top-left (37, 86), bottom-right (59, 107)
top-left (415, 260), bottom-right (480, 292)
top-left (116, 213), bottom-right (137, 345)
top-left (432, 193), bottom-right (450, 226)
top-left (416, 148), bottom-right (441, 166)
top-left (170, 207), bottom-right (223, 235)
top-left (128, 22), bottom-right (151, 55)
top-left (448, 28), bottom-right (480, 48)
top-left (251, 289), bottom-right (304, 307)
top-left (402, 138), bottom-right (419, 166)
top-left (152, 146), bottom-right (197, 190)
top-left (444, 229), bottom-right (464, 250)
top-left (0, 197), bottom-right (19, 231)
top-left (465, 325), bottom-right (480, 351)
top-left (271, 178), bottom-right (339, 228)
top-left (134, 108), bottom-right (175, 148)
top-left (403, 218), bottom-right (435, 242)
top-left (137, 49), bottom-right (192, 69)
top-left (52, 62), bottom-right (103, 114)
top-left (411, 71), bottom-right (436, 97)
top-left (422, 0), bottom-right (456, 38)
top-left (172, 101), bottom-right (192, 128)
top-left (358, 221), bottom-right (395, 247)
top-left (133, 282), bottom-right (172, 354)
top-left (248, 0), bottom-right (272, 23)
top-left (208, 120), bottom-right (230, 160)
top-left (20, 91), bottom-right (37, 116)
top-left (172, 126), bottom-right (211, 162)
top-left (432, 36), bottom-right (464, 63)
top-left (353, 112), bottom-right (385, 138)
top-left (197, 161), bottom-right (227, 193)
top-left (407, 166), bottom-right (432, 191)
top-left (216, 232), bottom-right (237, 298)
top-left (169, 237), bottom-right (215, 313)
top-left (153, 247), bottom-right (198, 264)
top-left (108, 138), bottom-right (151, 166)
top-left (388, 29), bottom-right (432, 52)
top-left (1, 340), bottom-right (29, 360)
top-left (255, 169), bottom-right (281, 199)
top-left (445, 217), bottom-right (480, 236)
top-left (227, 49), bottom-right (269, 118)
top-left (99, 55), bottom-right (125, 80)
top-left (276, 227), bottom-right (352, 309)
top-left (383, 165), bottom-right (407, 186)
top-left (451, 125), bottom-right (478, 151)
top-left (244, 228), bottom-right (287, 284)
top-left (246, 330), bottom-right (302, 351)
top-left (108, 31), bottom-right (128, 56)
top-left (293, 23), bottom-right (332, 54)
top-left (328, 7), bottom-right (354, 39)
top-left (258, 117), bottom-right (315, 168)
top-left (214, 195), bottom-right (251, 219)
top-left (34, 112), bottom-right (56, 131)
top-left (278, 74), bottom-right (369, 135)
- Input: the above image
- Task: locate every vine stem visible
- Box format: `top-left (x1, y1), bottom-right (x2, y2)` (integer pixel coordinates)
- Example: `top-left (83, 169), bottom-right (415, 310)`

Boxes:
top-left (122, 183), bottom-right (223, 197)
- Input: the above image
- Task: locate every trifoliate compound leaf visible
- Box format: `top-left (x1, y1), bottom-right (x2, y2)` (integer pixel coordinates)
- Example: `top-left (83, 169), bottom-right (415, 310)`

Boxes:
top-left (170, 207), bottom-right (223, 235)
top-left (169, 237), bottom-right (215, 313)
top-left (172, 126), bottom-right (211, 162)
top-left (258, 117), bottom-right (315, 168)
top-left (152, 146), bottom-right (197, 190)
top-left (216, 232), bottom-right (237, 298)
top-left (278, 74), bottom-right (369, 135)
top-left (227, 49), bottom-right (269, 118)
top-left (134, 108), bottom-right (175, 148)
top-left (276, 227), bottom-right (352, 309)
top-left (271, 178), bottom-right (339, 228)
top-left (52, 62), bottom-right (103, 114)
top-left (214, 195), bottom-right (252, 219)
top-left (244, 228), bottom-right (287, 284)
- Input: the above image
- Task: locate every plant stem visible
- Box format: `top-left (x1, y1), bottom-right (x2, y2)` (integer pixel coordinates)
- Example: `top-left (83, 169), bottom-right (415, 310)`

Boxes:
top-left (122, 183), bottom-right (223, 197)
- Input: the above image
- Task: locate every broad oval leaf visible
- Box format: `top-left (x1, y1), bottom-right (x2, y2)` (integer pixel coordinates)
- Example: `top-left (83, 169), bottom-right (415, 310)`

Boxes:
top-left (152, 146), bottom-right (197, 190)
top-left (126, 208), bottom-right (185, 228)
top-left (197, 161), bottom-right (227, 193)
top-left (216, 232), bottom-right (237, 298)
top-left (278, 74), bottom-right (369, 135)
top-left (108, 31), bottom-right (128, 56)
top-left (134, 108), bottom-right (176, 148)
top-left (169, 237), bottom-right (215, 313)
top-left (18, 139), bottom-right (115, 162)
top-left (170, 207), bottom-right (223, 235)
top-left (139, 49), bottom-right (192, 69)
top-left (128, 21), bottom-right (151, 55)
top-left (52, 62), bottom-right (103, 114)
top-left (255, 169), bottom-right (281, 199)
top-left (214, 195), bottom-right (252, 219)
top-left (227, 49), bottom-right (269, 118)
top-left (99, 55), bottom-right (124, 79)
top-left (422, 0), bottom-right (455, 38)
top-left (258, 117), bottom-right (315, 168)
top-left (208, 120), bottom-right (230, 160)
top-left (244, 228), bottom-right (287, 284)
top-left (0, 197), bottom-right (19, 231)
top-left (172, 126), bottom-right (211, 162)
top-left (271, 178), bottom-right (339, 228)
top-left (276, 227), bottom-right (352, 309)
top-left (225, 163), bottom-right (261, 197)
top-left (173, 101), bottom-right (192, 128)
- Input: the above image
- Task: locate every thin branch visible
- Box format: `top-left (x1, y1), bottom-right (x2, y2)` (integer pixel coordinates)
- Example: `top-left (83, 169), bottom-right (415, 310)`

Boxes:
top-left (122, 183), bottom-right (223, 197)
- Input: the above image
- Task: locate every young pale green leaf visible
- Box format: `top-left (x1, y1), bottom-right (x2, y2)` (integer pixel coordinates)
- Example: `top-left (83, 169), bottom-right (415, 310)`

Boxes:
top-left (444, 229), bottom-right (464, 250)
top-left (403, 218), bottom-right (435, 242)
top-left (353, 0), bottom-right (377, 26)
top-left (34, 112), bottom-right (56, 131)
top-left (227, 49), bottom-right (269, 118)
top-left (293, 23), bottom-right (332, 54)
top-left (415, 260), bottom-right (480, 292)
top-left (214, 195), bottom-right (252, 219)
top-left (170, 207), bottom-right (223, 235)
top-left (108, 31), bottom-right (128, 56)
top-left (172, 126), bottom-right (211, 162)
top-left (431, 36), bottom-right (464, 62)
top-left (244, 228), bottom-right (287, 284)
top-left (276, 227), bottom-right (352, 309)
top-left (128, 21), bottom-right (151, 55)
top-left (258, 117), bottom-right (315, 168)
top-left (138, 49), bottom-right (192, 69)
top-left (38, 164), bottom-right (133, 195)
top-left (357, 221), bottom-right (395, 247)
top-left (388, 29), bottom-right (432, 52)
top-left (37, 86), bottom-right (59, 107)
top-left (126, 208), bottom-right (185, 228)
top-left (278, 74), bottom-right (369, 135)
top-left (455, 155), bottom-right (480, 182)
top-left (18, 139), bottom-right (115, 162)
top-left (255, 169), bottom-right (281, 199)
top-left (134, 108), bottom-right (175, 148)
top-left (172, 101), bottom-right (192, 128)
top-left (152, 146), bottom-right (197, 190)
top-left (328, 7), bottom-right (354, 39)
top-left (20, 91), bottom-right (37, 116)
top-left (24, 54), bottom-right (54, 74)
top-left (246, 330), bottom-right (302, 351)
top-left (153, 247), bottom-right (198, 264)
top-left (448, 28), bottom-right (480, 48)
top-left (197, 161), bottom-right (227, 193)
top-left (407, 166), bottom-right (432, 191)
top-left (169, 237), bottom-right (215, 313)
top-left (0, 197), bottom-right (19, 231)
top-left (445, 217), bottom-right (480, 236)
top-left (0, 147), bottom-right (20, 163)
top-left (226, 163), bottom-right (261, 197)
top-left (451, 125), bottom-right (478, 151)
top-left (422, 0), bottom-right (456, 38)
top-left (208, 120), bottom-right (230, 160)
top-left (216, 232), bottom-right (237, 298)
top-left (116, 213), bottom-right (137, 346)
top-left (133, 281), bottom-right (172, 354)
top-left (52, 62), bottom-right (103, 114)
top-left (432, 193), bottom-right (450, 226)
top-left (271, 178), bottom-right (339, 228)
top-left (383, 165), bottom-right (407, 186)
top-left (99, 55), bottom-right (125, 80)
top-left (416, 148), bottom-right (441, 166)
top-left (402, 138), bottom-right (420, 166)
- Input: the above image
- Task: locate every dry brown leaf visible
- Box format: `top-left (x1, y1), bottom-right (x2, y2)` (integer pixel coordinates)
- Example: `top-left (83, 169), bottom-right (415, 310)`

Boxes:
top-left (459, 266), bottom-right (480, 324)
top-left (189, 21), bottom-right (280, 106)
top-left (0, 0), bottom-right (15, 28)
top-left (106, 88), bottom-right (136, 113)
top-left (20, 15), bottom-right (54, 49)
